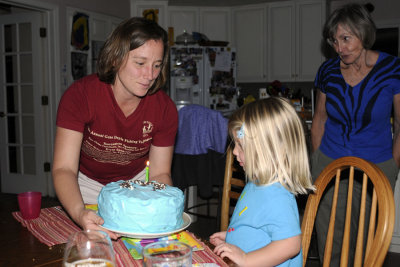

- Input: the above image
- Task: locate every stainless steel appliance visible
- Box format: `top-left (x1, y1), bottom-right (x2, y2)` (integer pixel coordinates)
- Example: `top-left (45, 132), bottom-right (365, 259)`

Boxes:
top-left (169, 45), bottom-right (238, 116)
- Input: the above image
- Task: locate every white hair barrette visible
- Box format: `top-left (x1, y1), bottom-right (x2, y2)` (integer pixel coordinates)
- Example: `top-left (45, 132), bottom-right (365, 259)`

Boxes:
top-left (237, 124), bottom-right (244, 139)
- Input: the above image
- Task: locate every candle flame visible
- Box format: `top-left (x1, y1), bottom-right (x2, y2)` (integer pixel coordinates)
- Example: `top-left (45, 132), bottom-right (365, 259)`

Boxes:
top-left (146, 161), bottom-right (149, 167)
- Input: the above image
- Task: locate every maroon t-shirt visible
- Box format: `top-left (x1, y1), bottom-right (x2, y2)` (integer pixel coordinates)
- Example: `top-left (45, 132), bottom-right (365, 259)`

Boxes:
top-left (56, 74), bottom-right (178, 184)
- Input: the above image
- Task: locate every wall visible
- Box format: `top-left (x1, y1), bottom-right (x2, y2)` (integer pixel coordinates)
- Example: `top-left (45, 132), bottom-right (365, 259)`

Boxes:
top-left (24, 0), bottom-right (130, 85)
top-left (330, 0), bottom-right (400, 22)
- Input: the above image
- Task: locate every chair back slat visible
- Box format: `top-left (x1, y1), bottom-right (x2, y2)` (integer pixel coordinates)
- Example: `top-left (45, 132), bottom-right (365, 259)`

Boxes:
top-left (231, 178), bottom-right (245, 187)
top-left (354, 173), bottom-right (369, 267)
top-left (365, 189), bottom-right (377, 257)
top-left (340, 166), bottom-right (355, 267)
top-left (323, 169), bottom-right (341, 267)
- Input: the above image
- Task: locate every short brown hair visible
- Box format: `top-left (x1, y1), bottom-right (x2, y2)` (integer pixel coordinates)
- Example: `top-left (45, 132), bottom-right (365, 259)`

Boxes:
top-left (97, 17), bottom-right (169, 94)
top-left (324, 3), bottom-right (376, 49)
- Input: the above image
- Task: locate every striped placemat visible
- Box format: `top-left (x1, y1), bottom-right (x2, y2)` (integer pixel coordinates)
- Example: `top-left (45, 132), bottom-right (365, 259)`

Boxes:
top-left (12, 206), bottom-right (136, 266)
top-left (12, 207), bottom-right (228, 267)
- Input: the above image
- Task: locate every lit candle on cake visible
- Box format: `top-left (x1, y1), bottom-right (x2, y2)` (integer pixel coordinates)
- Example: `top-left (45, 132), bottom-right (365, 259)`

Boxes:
top-left (145, 161), bottom-right (149, 182)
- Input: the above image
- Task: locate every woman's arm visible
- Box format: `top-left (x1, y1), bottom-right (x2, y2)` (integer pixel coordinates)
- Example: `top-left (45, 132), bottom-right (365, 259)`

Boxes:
top-left (52, 127), bottom-right (116, 237)
top-left (52, 126), bottom-right (85, 222)
top-left (392, 94), bottom-right (400, 166)
top-left (148, 145), bottom-right (174, 185)
top-left (214, 235), bottom-right (301, 267)
top-left (311, 89), bottom-right (328, 152)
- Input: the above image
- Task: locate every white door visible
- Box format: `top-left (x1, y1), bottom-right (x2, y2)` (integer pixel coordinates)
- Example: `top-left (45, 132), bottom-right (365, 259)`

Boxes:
top-left (0, 12), bottom-right (48, 194)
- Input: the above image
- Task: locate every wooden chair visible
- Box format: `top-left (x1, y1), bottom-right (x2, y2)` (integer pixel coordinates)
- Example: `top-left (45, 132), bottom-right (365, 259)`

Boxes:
top-left (220, 146), bottom-right (245, 231)
top-left (301, 156), bottom-right (395, 267)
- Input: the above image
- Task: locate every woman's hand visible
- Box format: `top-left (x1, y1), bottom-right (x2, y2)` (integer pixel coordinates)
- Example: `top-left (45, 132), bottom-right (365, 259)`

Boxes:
top-left (77, 209), bottom-right (119, 240)
top-left (209, 231), bottom-right (227, 247)
top-left (214, 242), bottom-right (246, 266)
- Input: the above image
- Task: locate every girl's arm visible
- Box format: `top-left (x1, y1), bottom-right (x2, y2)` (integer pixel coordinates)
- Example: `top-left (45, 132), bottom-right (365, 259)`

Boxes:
top-left (214, 234), bottom-right (301, 267)
top-left (311, 89), bottom-right (328, 152)
top-left (148, 145), bottom-right (174, 185)
top-left (392, 94), bottom-right (400, 167)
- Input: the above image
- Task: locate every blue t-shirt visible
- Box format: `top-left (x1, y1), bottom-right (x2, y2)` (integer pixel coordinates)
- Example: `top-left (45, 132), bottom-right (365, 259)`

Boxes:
top-left (314, 52), bottom-right (400, 163)
top-left (226, 182), bottom-right (302, 267)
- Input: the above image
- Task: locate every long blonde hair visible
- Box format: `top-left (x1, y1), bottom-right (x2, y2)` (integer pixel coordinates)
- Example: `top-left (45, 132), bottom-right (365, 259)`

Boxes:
top-left (229, 97), bottom-right (314, 195)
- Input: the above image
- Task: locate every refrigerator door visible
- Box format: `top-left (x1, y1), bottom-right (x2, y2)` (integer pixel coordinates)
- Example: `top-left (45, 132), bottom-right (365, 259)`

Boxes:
top-left (169, 46), bottom-right (205, 108)
top-left (203, 47), bottom-right (238, 116)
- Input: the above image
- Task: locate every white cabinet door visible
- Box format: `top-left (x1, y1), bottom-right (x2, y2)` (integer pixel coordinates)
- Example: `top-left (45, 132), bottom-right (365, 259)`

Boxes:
top-left (296, 0), bottom-right (326, 81)
top-left (268, 0), bottom-right (326, 82)
top-left (168, 6), bottom-right (199, 42)
top-left (200, 8), bottom-right (231, 43)
top-left (232, 4), bottom-right (267, 82)
top-left (268, 1), bottom-right (295, 81)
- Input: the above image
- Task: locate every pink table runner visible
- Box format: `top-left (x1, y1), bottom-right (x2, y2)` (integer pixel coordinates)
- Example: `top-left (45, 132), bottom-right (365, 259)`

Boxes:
top-left (12, 207), bottom-right (228, 267)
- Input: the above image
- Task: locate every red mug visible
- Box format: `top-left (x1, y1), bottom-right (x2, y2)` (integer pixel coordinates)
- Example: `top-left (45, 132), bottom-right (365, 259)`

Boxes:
top-left (18, 191), bottom-right (42, 220)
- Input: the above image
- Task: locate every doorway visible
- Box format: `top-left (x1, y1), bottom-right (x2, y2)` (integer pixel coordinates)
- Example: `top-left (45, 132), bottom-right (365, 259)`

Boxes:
top-left (0, 2), bottom-right (57, 196)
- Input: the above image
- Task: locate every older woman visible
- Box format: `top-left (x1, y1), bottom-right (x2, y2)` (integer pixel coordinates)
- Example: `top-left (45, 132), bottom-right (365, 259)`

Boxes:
top-left (311, 3), bottom-right (400, 265)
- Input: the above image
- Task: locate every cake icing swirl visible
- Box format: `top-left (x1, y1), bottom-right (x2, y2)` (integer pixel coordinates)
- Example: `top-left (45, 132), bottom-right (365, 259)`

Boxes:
top-left (98, 180), bottom-right (184, 233)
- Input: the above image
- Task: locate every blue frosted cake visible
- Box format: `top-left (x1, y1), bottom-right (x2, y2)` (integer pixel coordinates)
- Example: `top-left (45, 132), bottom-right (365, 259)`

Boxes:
top-left (98, 180), bottom-right (185, 233)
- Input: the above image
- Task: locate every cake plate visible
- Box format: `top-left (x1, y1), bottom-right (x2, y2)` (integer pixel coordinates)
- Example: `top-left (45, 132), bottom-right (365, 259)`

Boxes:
top-left (99, 212), bottom-right (192, 239)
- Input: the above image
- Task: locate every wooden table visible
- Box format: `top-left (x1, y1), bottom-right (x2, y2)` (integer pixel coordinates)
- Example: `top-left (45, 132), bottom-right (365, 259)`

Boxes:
top-left (0, 193), bottom-right (65, 266)
top-left (0, 193), bottom-right (231, 266)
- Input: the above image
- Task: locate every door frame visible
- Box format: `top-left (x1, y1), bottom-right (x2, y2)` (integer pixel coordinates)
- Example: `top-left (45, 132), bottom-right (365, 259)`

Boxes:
top-left (0, 0), bottom-right (60, 196)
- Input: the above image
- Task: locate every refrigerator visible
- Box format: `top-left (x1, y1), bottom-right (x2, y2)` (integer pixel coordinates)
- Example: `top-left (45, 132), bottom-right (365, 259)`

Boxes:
top-left (169, 45), bottom-right (238, 116)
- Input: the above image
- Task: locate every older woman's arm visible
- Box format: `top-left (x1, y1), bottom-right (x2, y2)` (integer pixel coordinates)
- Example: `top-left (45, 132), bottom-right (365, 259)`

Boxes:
top-left (311, 89), bottom-right (328, 152)
top-left (392, 94), bottom-right (400, 167)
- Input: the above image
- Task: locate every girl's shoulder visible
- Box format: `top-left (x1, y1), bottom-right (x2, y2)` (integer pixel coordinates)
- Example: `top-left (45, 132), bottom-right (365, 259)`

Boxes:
top-left (252, 182), bottom-right (293, 199)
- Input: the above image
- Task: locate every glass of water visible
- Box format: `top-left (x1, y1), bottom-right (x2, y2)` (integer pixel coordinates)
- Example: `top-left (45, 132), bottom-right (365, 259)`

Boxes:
top-left (143, 240), bottom-right (192, 267)
top-left (63, 230), bottom-right (115, 267)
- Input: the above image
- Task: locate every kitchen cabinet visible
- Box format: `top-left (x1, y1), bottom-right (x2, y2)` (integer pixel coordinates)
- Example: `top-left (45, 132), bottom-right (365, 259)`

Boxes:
top-left (168, 6), bottom-right (199, 39)
top-left (168, 6), bottom-right (231, 44)
top-left (131, 1), bottom-right (325, 83)
top-left (232, 4), bottom-right (267, 82)
top-left (199, 8), bottom-right (231, 43)
top-left (268, 0), bottom-right (326, 81)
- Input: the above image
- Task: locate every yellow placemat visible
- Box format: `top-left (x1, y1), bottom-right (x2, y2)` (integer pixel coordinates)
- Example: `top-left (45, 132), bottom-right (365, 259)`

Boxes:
top-left (122, 231), bottom-right (204, 260)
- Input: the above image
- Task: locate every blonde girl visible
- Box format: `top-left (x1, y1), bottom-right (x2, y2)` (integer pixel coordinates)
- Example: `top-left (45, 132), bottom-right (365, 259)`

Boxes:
top-left (210, 97), bottom-right (314, 267)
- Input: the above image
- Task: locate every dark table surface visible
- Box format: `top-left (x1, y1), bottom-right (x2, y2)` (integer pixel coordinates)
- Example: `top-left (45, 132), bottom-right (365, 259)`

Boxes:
top-left (0, 193), bottom-right (65, 266)
top-left (0, 193), bottom-right (233, 267)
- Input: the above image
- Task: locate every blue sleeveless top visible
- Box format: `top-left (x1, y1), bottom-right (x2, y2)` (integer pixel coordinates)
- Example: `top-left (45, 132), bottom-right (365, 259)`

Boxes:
top-left (314, 52), bottom-right (400, 163)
